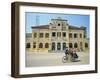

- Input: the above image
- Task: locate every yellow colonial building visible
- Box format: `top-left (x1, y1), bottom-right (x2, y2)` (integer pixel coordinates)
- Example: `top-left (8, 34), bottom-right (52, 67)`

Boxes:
top-left (26, 17), bottom-right (89, 52)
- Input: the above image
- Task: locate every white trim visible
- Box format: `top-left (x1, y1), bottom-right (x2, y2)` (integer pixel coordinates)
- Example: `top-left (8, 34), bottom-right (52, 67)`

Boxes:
top-left (19, 5), bottom-right (95, 75)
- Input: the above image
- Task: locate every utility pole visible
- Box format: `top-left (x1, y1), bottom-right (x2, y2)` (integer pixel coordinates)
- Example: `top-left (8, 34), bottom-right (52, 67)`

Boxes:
top-left (36, 15), bottom-right (40, 53)
top-left (36, 15), bottom-right (39, 26)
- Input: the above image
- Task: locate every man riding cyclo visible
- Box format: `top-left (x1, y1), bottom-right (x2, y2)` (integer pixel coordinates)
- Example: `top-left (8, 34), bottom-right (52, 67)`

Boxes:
top-left (64, 48), bottom-right (79, 62)
top-left (70, 49), bottom-right (80, 62)
top-left (64, 47), bottom-right (69, 60)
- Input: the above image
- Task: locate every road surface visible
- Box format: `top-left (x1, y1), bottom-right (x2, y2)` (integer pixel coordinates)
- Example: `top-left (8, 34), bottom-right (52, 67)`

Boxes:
top-left (26, 51), bottom-right (89, 67)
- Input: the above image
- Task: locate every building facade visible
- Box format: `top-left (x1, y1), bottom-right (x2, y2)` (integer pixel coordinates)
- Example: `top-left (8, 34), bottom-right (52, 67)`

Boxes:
top-left (26, 18), bottom-right (89, 53)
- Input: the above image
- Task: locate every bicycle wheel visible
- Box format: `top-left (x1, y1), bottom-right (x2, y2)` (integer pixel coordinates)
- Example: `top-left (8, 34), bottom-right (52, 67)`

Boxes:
top-left (62, 56), bottom-right (68, 63)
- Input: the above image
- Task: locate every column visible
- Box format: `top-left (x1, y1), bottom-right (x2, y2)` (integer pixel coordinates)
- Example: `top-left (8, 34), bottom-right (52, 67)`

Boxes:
top-left (49, 30), bottom-right (52, 51)
top-left (61, 42), bottom-right (62, 51)
top-left (55, 42), bottom-right (57, 51)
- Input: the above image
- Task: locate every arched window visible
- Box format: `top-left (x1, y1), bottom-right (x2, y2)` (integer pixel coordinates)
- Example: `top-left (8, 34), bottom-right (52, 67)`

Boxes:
top-left (40, 33), bottom-right (43, 38)
top-left (57, 32), bottom-right (61, 37)
top-left (80, 33), bottom-right (82, 38)
top-left (26, 43), bottom-right (30, 48)
top-left (69, 33), bottom-right (72, 38)
top-left (74, 33), bottom-right (78, 38)
top-left (34, 33), bottom-right (37, 38)
top-left (69, 43), bottom-right (73, 48)
top-left (85, 43), bottom-right (88, 48)
top-left (74, 43), bottom-right (78, 48)
top-left (45, 33), bottom-right (49, 38)
top-left (45, 43), bottom-right (49, 48)
top-left (39, 43), bottom-right (43, 48)
top-left (52, 32), bottom-right (56, 37)
top-left (62, 32), bottom-right (66, 37)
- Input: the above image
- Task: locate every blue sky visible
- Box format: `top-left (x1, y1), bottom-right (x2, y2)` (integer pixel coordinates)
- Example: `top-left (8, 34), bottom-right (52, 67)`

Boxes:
top-left (25, 12), bottom-right (90, 37)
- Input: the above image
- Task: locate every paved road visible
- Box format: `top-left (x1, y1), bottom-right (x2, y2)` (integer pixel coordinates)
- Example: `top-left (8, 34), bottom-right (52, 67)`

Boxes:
top-left (26, 52), bottom-right (89, 67)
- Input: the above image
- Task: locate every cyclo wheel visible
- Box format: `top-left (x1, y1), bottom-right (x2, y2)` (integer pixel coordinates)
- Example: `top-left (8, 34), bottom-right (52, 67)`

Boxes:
top-left (62, 56), bottom-right (68, 63)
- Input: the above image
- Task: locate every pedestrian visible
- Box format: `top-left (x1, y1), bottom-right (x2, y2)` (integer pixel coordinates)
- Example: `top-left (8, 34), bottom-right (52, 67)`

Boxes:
top-left (64, 47), bottom-right (69, 59)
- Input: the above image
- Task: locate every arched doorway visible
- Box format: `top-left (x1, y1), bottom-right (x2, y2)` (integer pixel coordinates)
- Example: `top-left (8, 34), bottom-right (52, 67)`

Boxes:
top-left (45, 43), bottom-right (49, 48)
top-left (69, 43), bottom-right (73, 48)
top-left (63, 42), bottom-right (66, 50)
top-left (39, 43), bottom-right (43, 48)
top-left (52, 42), bottom-right (55, 50)
top-left (57, 42), bottom-right (61, 50)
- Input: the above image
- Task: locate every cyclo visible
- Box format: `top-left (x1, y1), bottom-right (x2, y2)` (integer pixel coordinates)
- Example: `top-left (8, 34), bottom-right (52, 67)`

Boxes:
top-left (62, 49), bottom-right (79, 63)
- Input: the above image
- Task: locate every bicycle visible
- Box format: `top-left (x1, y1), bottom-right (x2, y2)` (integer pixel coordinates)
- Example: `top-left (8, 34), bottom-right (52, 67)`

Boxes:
top-left (62, 55), bottom-right (80, 63)
top-left (62, 55), bottom-right (69, 63)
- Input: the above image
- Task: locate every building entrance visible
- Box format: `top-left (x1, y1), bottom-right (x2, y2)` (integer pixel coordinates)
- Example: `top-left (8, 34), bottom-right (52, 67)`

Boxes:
top-left (57, 43), bottom-right (61, 50)
top-left (52, 42), bottom-right (55, 50)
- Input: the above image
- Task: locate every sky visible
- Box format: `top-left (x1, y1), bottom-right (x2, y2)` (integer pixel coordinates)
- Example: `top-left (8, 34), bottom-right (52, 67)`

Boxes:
top-left (25, 12), bottom-right (90, 37)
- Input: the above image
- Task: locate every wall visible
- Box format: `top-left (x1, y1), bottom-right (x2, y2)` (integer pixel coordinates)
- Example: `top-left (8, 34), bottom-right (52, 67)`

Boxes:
top-left (0, 0), bottom-right (99, 80)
